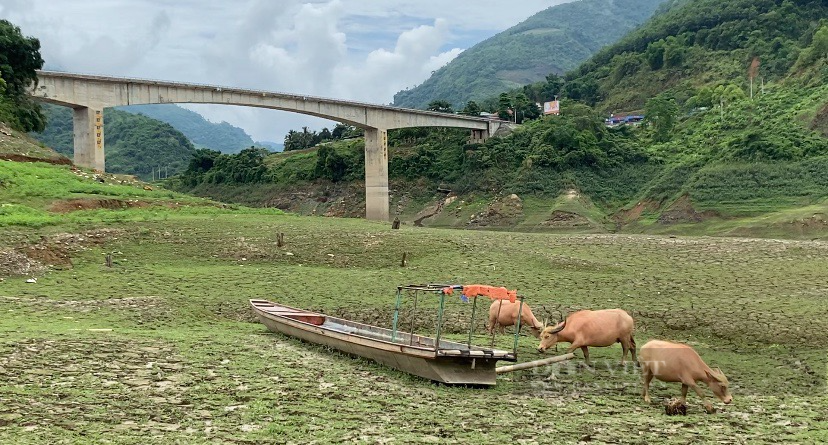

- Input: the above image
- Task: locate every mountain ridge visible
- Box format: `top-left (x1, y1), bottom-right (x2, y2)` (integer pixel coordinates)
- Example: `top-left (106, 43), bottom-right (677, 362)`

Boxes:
top-left (393, 0), bottom-right (668, 109)
top-left (118, 104), bottom-right (255, 154)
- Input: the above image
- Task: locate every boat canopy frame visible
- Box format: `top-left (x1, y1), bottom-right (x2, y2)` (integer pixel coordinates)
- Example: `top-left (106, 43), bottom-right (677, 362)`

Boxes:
top-left (391, 284), bottom-right (525, 357)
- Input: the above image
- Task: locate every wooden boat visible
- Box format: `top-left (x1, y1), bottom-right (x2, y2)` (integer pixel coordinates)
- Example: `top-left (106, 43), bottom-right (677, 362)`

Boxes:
top-left (250, 294), bottom-right (519, 385)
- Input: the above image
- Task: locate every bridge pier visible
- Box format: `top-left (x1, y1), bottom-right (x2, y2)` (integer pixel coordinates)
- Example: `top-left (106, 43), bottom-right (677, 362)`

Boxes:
top-left (72, 107), bottom-right (105, 172)
top-left (469, 129), bottom-right (487, 144)
top-left (364, 128), bottom-right (389, 221)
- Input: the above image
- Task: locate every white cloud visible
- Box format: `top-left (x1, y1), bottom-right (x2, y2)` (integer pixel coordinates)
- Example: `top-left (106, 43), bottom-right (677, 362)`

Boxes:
top-left (0, 0), bottom-right (570, 142)
top-left (335, 18), bottom-right (462, 103)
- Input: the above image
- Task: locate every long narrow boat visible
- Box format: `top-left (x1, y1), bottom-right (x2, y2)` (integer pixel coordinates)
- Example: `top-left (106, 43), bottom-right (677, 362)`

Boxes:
top-left (250, 285), bottom-right (522, 385)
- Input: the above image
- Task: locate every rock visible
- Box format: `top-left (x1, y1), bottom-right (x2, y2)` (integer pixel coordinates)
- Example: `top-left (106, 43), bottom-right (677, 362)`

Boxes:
top-left (223, 405), bottom-right (247, 412)
top-left (0, 413), bottom-right (22, 426)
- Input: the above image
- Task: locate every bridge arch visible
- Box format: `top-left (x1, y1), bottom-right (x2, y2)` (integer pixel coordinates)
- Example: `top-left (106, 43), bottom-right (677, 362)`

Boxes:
top-left (31, 71), bottom-right (504, 221)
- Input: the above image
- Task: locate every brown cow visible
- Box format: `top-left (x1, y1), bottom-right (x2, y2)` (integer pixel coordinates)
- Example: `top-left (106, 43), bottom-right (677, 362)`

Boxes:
top-left (639, 339), bottom-right (732, 413)
top-left (536, 309), bottom-right (636, 366)
top-left (487, 300), bottom-right (544, 338)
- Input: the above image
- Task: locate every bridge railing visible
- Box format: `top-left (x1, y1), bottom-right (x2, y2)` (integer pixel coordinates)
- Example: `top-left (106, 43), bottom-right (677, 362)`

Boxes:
top-left (36, 70), bottom-right (492, 123)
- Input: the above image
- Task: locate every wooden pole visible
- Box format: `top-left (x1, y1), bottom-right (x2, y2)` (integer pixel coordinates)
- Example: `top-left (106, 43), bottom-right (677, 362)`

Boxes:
top-left (495, 353), bottom-right (575, 374)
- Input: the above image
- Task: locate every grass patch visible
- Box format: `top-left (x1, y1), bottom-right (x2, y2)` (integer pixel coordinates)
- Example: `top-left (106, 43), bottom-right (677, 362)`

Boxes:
top-left (0, 208), bottom-right (826, 443)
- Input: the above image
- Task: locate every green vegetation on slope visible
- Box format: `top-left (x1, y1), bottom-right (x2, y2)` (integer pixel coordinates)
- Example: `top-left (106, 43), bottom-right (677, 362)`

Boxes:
top-left (34, 104), bottom-right (198, 181)
top-left (118, 104), bottom-right (255, 154)
top-left (0, 155), bottom-right (287, 231)
top-left (393, 0), bottom-right (667, 109)
top-left (564, 0), bottom-right (828, 111)
top-left (398, 0), bottom-right (828, 231)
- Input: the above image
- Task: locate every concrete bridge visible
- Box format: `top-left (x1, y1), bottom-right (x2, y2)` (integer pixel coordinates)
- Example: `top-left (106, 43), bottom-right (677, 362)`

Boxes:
top-left (30, 70), bottom-right (506, 221)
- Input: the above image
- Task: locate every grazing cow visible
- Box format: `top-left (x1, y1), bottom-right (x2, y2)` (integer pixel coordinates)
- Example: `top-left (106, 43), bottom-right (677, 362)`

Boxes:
top-left (639, 339), bottom-right (732, 413)
top-left (487, 300), bottom-right (544, 338)
top-left (536, 309), bottom-right (636, 366)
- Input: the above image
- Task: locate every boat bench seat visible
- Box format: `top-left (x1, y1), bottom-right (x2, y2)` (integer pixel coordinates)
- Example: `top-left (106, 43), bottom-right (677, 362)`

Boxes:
top-left (264, 309), bottom-right (326, 326)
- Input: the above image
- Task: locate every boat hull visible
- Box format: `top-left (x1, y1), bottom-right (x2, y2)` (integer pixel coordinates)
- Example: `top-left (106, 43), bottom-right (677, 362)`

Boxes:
top-left (250, 300), bottom-right (510, 385)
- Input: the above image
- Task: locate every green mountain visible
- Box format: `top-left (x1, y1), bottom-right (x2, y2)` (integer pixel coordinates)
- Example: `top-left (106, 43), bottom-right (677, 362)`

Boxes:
top-left (392, 0), bottom-right (668, 109)
top-left (119, 104), bottom-right (254, 153)
top-left (35, 104), bottom-right (196, 181)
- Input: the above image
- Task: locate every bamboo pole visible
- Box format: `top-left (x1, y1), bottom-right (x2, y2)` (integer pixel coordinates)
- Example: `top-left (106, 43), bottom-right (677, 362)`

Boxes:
top-left (495, 353), bottom-right (575, 374)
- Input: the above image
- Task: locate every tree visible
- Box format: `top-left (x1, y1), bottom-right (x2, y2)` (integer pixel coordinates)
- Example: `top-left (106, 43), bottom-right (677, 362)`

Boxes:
top-left (644, 94), bottom-right (679, 142)
top-left (461, 101), bottom-right (481, 116)
top-left (714, 84), bottom-right (746, 109)
top-left (512, 93), bottom-right (540, 124)
top-left (319, 127), bottom-right (332, 140)
top-left (300, 126), bottom-right (315, 149)
top-left (497, 93), bottom-right (512, 120)
top-left (812, 25), bottom-right (828, 60)
top-left (686, 86), bottom-right (715, 109)
top-left (332, 124), bottom-right (347, 139)
top-left (284, 127), bottom-right (320, 151)
top-left (645, 40), bottom-right (666, 70)
top-left (794, 25), bottom-right (828, 69)
top-left (314, 145), bottom-right (348, 181)
top-left (427, 100), bottom-right (454, 113)
top-left (284, 129), bottom-right (299, 151)
top-left (332, 123), bottom-right (362, 139)
top-left (612, 53), bottom-right (643, 82)
top-left (563, 78), bottom-right (600, 106)
top-left (541, 73), bottom-right (565, 101)
top-left (187, 148), bottom-right (220, 173)
top-left (0, 20), bottom-right (43, 96)
top-left (662, 36), bottom-right (685, 68)
top-left (0, 19), bottom-right (45, 131)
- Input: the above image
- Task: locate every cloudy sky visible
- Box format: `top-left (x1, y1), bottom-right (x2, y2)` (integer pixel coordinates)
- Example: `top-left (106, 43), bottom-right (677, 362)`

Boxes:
top-left (1, 0), bottom-right (570, 143)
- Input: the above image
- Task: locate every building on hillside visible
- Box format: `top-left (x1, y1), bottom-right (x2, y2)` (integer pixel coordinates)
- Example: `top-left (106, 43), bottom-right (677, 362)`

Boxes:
top-left (605, 113), bottom-right (645, 127)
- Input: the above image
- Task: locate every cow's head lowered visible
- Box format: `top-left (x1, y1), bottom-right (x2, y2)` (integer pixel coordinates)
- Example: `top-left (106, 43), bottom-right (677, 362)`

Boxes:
top-left (527, 324), bottom-right (543, 338)
top-left (536, 320), bottom-right (566, 352)
top-left (706, 368), bottom-right (732, 404)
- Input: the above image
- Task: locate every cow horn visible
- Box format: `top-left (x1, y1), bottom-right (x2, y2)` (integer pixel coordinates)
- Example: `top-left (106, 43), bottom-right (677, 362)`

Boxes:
top-left (548, 319), bottom-right (566, 334)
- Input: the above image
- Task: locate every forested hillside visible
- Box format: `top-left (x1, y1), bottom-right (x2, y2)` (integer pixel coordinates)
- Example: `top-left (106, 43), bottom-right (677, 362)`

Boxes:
top-left (35, 104), bottom-right (196, 180)
top-left (174, 0), bottom-right (828, 237)
top-left (563, 0), bottom-right (828, 111)
top-left (392, 0), bottom-right (667, 109)
top-left (118, 104), bottom-right (255, 153)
